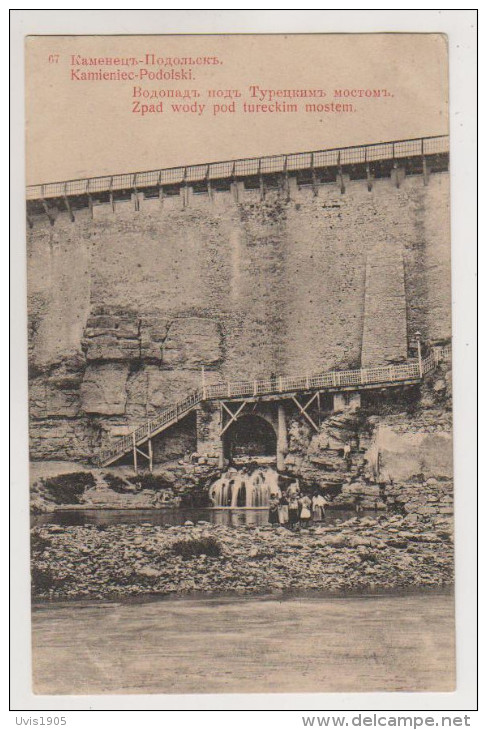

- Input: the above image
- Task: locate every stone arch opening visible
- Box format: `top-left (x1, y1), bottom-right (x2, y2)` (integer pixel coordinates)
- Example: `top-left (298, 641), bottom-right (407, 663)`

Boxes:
top-left (223, 413), bottom-right (277, 461)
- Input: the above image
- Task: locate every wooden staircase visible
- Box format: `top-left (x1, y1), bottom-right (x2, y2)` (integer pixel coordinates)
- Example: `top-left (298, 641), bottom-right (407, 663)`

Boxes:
top-left (98, 346), bottom-right (450, 467)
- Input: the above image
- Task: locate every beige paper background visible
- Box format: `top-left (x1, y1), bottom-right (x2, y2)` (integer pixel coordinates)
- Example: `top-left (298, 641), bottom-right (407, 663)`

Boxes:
top-left (26, 33), bottom-right (448, 184)
top-left (11, 11), bottom-right (478, 713)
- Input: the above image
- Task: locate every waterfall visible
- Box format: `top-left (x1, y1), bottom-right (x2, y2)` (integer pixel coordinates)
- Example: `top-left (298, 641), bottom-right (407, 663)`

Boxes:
top-left (209, 467), bottom-right (281, 508)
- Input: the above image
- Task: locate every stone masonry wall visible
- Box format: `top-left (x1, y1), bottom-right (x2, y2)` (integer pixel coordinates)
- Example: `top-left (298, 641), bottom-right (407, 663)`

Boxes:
top-left (361, 246), bottom-right (407, 366)
top-left (27, 171), bottom-right (451, 461)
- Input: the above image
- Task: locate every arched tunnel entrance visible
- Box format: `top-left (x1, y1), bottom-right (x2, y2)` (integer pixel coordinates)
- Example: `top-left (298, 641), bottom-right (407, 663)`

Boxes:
top-left (223, 413), bottom-right (277, 462)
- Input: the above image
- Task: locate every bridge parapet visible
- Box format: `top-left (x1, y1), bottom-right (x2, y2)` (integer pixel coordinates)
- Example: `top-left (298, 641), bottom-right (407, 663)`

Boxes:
top-left (26, 135), bottom-right (449, 222)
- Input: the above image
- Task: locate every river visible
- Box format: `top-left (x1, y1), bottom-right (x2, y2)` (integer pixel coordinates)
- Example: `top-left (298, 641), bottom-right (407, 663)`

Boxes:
top-left (31, 506), bottom-right (373, 528)
top-left (32, 590), bottom-right (455, 694)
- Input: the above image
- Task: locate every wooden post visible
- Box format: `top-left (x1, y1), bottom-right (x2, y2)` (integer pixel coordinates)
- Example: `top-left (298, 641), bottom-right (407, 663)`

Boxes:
top-left (133, 175), bottom-right (140, 211)
top-left (109, 177), bottom-right (115, 212)
top-left (182, 168), bottom-right (188, 208)
top-left (311, 152), bottom-right (318, 197)
top-left (231, 162), bottom-right (239, 203)
top-left (365, 149), bottom-right (373, 192)
top-left (63, 187), bottom-right (75, 222)
top-left (259, 159), bottom-right (265, 201)
top-left (206, 165), bottom-right (213, 201)
top-left (421, 138), bottom-right (429, 186)
top-left (201, 366), bottom-right (207, 399)
top-left (157, 171), bottom-right (164, 206)
top-left (337, 151), bottom-right (345, 194)
top-left (87, 193), bottom-right (94, 219)
top-left (422, 156), bottom-right (430, 186)
top-left (148, 438), bottom-right (153, 473)
top-left (41, 198), bottom-right (55, 226)
top-left (132, 432), bottom-right (138, 474)
top-left (416, 333), bottom-right (423, 377)
top-left (277, 404), bottom-right (287, 472)
top-left (283, 155), bottom-right (290, 201)
top-left (218, 406), bottom-right (225, 470)
top-left (85, 180), bottom-right (94, 219)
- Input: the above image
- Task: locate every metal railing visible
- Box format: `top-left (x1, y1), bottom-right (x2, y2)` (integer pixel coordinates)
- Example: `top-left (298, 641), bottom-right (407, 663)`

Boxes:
top-left (98, 346), bottom-right (451, 466)
top-left (27, 135), bottom-right (449, 202)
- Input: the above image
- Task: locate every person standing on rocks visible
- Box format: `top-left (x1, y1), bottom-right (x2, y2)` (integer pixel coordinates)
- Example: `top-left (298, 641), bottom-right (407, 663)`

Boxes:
top-left (312, 492), bottom-right (326, 522)
top-left (355, 494), bottom-right (364, 514)
top-left (287, 479), bottom-right (300, 498)
top-left (299, 494), bottom-right (312, 528)
top-left (268, 495), bottom-right (280, 526)
top-left (288, 493), bottom-right (300, 530)
top-left (278, 492), bottom-right (289, 525)
top-left (343, 442), bottom-right (353, 471)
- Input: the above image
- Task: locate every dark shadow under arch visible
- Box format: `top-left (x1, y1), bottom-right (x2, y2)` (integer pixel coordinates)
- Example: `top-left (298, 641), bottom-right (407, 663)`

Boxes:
top-left (223, 413), bottom-right (277, 460)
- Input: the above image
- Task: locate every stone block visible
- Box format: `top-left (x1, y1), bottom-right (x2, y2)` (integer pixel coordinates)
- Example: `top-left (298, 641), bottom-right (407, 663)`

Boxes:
top-left (163, 318), bottom-right (222, 368)
top-left (84, 334), bottom-right (141, 362)
top-left (29, 418), bottom-right (94, 460)
top-left (333, 393), bottom-right (346, 412)
top-left (29, 378), bottom-right (80, 418)
top-left (348, 392), bottom-right (361, 411)
top-left (80, 363), bottom-right (130, 415)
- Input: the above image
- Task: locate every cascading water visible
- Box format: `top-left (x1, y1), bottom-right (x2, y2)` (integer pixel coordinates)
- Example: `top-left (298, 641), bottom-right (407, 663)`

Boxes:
top-left (209, 467), bottom-right (281, 508)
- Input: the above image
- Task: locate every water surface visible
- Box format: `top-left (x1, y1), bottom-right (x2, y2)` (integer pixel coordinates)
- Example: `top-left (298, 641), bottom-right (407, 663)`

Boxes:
top-left (32, 506), bottom-right (370, 528)
top-left (32, 591), bottom-right (455, 694)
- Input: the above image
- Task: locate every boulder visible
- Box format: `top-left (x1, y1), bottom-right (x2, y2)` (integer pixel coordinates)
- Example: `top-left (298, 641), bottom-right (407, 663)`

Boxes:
top-left (136, 566), bottom-right (160, 579)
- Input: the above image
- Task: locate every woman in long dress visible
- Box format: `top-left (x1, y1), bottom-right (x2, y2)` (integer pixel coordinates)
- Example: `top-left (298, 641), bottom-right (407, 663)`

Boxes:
top-left (299, 494), bottom-right (312, 528)
top-left (288, 493), bottom-right (299, 530)
top-left (312, 492), bottom-right (326, 522)
top-left (278, 493), bottom-right (289, 526)
top-left (268, 495), bottom-right (280, 526)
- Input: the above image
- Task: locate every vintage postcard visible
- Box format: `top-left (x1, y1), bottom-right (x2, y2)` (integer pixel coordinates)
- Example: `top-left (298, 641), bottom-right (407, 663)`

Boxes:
top-left (25, 31), bottom-right (455, 696)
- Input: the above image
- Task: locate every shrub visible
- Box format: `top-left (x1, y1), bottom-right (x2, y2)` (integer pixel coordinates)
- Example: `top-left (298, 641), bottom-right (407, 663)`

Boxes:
top-left (31, 565), bottom-right (55, 592)
top-left (30, 532), bottom-right (51, 555)
top-left (31, 565), bottom-right (72, 593)
top-left (39, 472), bottom-right (96, 505)
top-left (171, 536), bottom-right (221, 559)
top-left (103, 472), bottom-right (129, 494)
top-left (127, 473), bottom-right (173, 491)
top-left (179, 487), bottom-right (211, 507)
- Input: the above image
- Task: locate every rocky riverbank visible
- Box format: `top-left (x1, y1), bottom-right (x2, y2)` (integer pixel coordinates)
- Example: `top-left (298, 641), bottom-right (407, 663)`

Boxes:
top-left (31, 512), bottom-right (454, 601)
top-left (29, 462), bottom-right (214, 514)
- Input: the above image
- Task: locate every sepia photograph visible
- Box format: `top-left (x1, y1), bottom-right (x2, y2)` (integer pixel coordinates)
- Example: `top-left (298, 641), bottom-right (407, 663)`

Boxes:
top-left (16, 25), bottom-right (468, 703)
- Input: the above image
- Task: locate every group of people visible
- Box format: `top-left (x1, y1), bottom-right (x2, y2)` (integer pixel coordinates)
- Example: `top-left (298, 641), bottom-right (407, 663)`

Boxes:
top-left (268, 488), bottom-right (329, 529)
